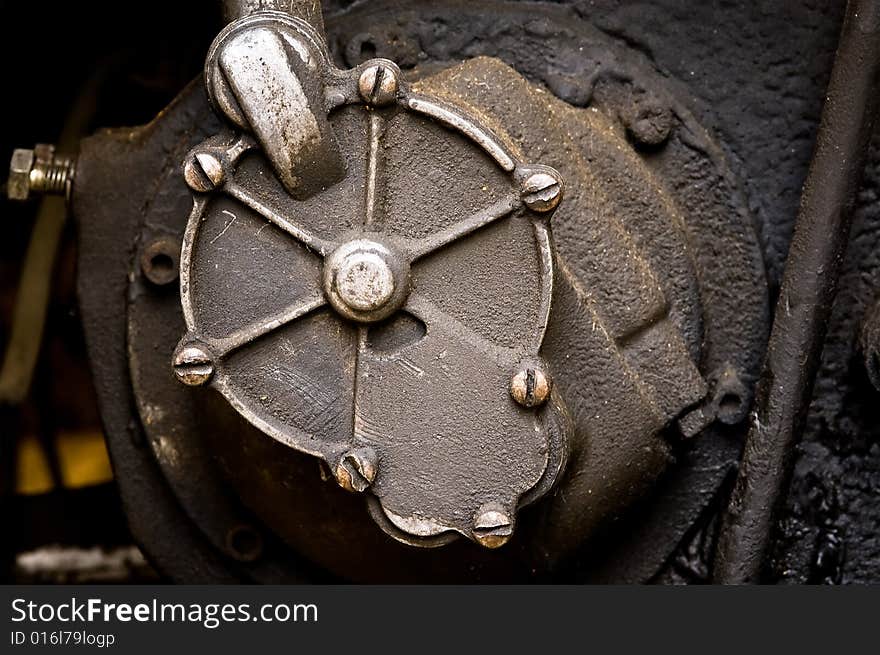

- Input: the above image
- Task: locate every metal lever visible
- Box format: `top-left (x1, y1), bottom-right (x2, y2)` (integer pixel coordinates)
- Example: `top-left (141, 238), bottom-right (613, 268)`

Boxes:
top-left (207, 13), bottom-right (344, 199)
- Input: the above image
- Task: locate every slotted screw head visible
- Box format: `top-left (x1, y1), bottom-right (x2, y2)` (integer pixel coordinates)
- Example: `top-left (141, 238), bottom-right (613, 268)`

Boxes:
top-left (173, 343), bottom-right (215, 386)
top-left (510, 366), bottom-right (551, 408)
top-left (184, 152), bottom-right (225, 192)
top-left (521, 169), bottom-right (563, 213)
top-left (358, 62), bottom-right (399, 106)
top-left (473, 503), bottom-right (513, 549)
top-left (335, 447), bottom-right (378, 493)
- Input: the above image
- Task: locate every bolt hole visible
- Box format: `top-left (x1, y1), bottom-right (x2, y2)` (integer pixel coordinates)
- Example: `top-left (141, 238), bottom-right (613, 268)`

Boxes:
top-left (225, 525), bottom-right (264, 563)
top-left (716, 392), bottom-right (745, 424)
top-left (360, 41), bottom-right (377, 61)
top-left (150, 253), bottom-right (174, 276)
top-left (141, 239), bottom-right (179, 286)
top-left (345, 33), bottom-right (379, 67)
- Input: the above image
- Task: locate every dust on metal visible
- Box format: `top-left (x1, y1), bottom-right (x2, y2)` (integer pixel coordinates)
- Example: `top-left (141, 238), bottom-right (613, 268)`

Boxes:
top-left (140, 236), bottom-right (180, 287)
top-left (175, 10), bottom-right (569, 548)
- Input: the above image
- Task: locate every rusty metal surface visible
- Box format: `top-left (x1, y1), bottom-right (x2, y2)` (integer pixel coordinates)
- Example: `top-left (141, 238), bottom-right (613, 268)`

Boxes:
top-left (74, 0), bottom-right (771, 582)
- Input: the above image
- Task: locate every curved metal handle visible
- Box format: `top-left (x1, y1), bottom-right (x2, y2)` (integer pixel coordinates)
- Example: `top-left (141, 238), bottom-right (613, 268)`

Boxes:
top-left (208, 10), bottom-right (344, 199)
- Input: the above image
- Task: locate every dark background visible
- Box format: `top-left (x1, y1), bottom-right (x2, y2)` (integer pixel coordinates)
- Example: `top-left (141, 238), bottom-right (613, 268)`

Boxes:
top-left (0, 0), bottom-right (224, 581)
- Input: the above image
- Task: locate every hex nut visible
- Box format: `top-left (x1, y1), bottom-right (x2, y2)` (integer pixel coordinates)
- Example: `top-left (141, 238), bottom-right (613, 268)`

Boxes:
top-left (8, 149), bottom-right (35, 201)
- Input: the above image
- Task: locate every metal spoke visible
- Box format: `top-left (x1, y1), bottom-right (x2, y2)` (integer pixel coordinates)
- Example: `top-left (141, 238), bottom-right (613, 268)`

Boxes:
top-left (209, 294), bottom-right (326, 358)
top-left (225, 182), bottom-right (338, 257)
top-left (404, 193), bottom-right (521, 262)
top-left (364, 112), bottom-right (386, 228)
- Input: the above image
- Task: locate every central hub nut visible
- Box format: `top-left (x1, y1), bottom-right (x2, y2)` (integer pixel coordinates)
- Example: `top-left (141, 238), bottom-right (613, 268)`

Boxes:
top-left (324, 239), bottom-right (409, 323)
top-left (336, 251), bottom-right (395, 311)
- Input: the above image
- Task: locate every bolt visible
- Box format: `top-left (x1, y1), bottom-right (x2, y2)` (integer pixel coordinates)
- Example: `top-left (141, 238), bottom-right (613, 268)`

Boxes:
top-left (324, 239), bottom-right (410, 323)
top-left (7, 144), bottom-right (75, 201)
top-left (184, 151), bottom-right (225, 192)
top-left (335, 447), bottom-right (378, 493)
top-left (510, 366), bottom-right (551, 408)
top-left (472, 503), bottom-right (513, 549)
top-left (172, 342), bottom-right (215, 386)
top-left (335, 251), bottom-right (396, 311)
top-left (358, 61), bottom-right (399, 106)
top-left (521, 168), bottom-right (563, 213)
top-left (140, 236), bottom-right (180, 286)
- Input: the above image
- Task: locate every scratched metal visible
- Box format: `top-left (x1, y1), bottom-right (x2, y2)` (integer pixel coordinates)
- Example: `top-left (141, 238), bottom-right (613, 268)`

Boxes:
top-left (176, 12), bottom-right (569, 546)
top-left (98, 0), bottom-right (772, 581)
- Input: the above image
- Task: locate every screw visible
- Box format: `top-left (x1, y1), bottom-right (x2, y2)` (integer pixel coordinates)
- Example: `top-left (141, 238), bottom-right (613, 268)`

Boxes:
top-left (7, 144), bottom-right (75, 201)
top-left (140, 236), bottom-right (180, 286)
top-left (521, 168), bottom-right (563, 213)
top-left (323, 239), bottom-right (410, 324)
top-left (473, 502), bottom-right (513, 549)
top-left (184, 151), bottom-right (225, 192)
top-left (335, 447), bottom-right (378, 493)
top-left (172, 342), bottom-right (215, 386)
top-left (510, 366), bottom-right (551, 408)
top-left (358, 61), bottom-right (399, 107)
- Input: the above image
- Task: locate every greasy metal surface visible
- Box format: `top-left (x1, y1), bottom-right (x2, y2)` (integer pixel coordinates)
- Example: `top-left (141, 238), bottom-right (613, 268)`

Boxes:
top-left (181, 10), bottom-right (571, 545)
top-left (75, 0), bottom-right (775, 582)
top-left (321, 0), bottom-right (767, 582)
top-left (714, 0), bottom-right (880, 584)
